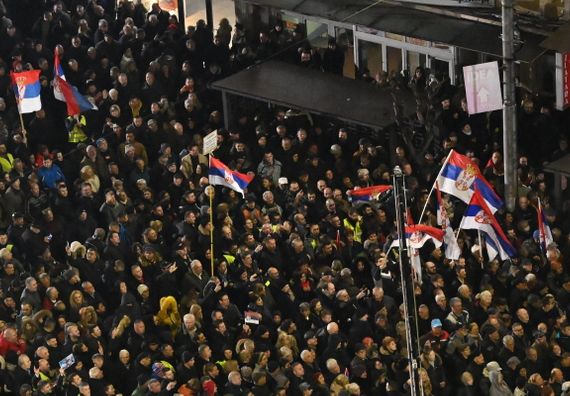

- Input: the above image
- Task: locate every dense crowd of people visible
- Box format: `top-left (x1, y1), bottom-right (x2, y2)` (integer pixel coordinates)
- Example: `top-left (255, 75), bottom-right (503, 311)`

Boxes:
top-left (0, 0), bottom-right (568, 396)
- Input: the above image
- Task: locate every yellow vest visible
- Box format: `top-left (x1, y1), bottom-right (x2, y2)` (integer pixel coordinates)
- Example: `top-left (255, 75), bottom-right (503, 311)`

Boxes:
top-left (0, 153), bottom-right (14, 172)
top-left (343, 218), bottom-right (363, 243)
top-left (223, 254), bottom-right (236, 265)
top-left (68, 115), bottom-right (88, 143)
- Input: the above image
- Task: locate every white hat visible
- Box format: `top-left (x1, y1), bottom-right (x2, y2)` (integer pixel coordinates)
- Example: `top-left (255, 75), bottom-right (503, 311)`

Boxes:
top-left (278, 177), bottom-right (288, 185)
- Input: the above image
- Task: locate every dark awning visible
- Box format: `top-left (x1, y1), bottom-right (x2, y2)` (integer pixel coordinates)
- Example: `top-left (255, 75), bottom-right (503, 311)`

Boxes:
top-left (540, 23), bottom-right (570, 53)
top-left (243, 0), bottom-right (547, 63)
top-left (211, 60), bottom-right (416, 129)
top-left (544, 154), bottom-right (570, 177)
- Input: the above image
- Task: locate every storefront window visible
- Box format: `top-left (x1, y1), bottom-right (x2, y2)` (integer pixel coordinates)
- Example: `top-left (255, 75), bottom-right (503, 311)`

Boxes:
top-left (306, 20), bottom-right (329, 48)
top-left (430, 58), bottom-right (450, 79)
top-left (184, 0), bottom-right (236, 30)
top-left (282, 14), bottom-right (301, 34)
top-left (407, 51), bottom-right (426, 74)
top-left (336, 27), bottom-right (355, 78)
top-left (358, 40), bottom-right (383, 78)
top-left (386, 46), bottom-right (402, 76)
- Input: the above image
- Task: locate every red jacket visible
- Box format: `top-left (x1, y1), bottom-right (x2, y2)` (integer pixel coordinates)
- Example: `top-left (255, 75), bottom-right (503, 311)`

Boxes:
top-left (0, 334), bottom-right (26, 357)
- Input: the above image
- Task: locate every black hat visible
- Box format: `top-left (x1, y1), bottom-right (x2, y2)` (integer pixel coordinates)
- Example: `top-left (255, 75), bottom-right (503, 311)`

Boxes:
top-left (182, 351), bottom-right (195, 362)
top-left (354, 343), bottom-right (366, 353)
top-left (511, 275), bottom-right (526, 287)
top-left (245, 193), bottom-right (256, 202)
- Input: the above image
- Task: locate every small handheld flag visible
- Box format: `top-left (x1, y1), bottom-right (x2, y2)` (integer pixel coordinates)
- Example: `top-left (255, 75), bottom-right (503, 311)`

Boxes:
top-left (11, 70), bottom-right (42, 114)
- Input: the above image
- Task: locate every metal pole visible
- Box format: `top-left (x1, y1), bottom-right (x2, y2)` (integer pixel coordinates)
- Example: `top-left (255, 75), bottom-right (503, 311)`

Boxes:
top-left (393, 166), bottom-right (421, 396)
top-left (208, 155), bottom-right (215, 276)
top-left (177, 0), bottom-right (186, 32)
top-left (205, 0), bottom-right (214, 31)
top-left (502, 0), bottom-right (517, 212)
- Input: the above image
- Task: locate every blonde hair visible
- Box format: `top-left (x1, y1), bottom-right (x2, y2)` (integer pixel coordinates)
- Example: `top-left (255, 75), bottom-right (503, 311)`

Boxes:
top-left (344, 383), bottom-right (361, 395)
top-left (69, 290), bottom-right (85, 312)
top-left (419, 368), bottom-right (433, 396)
top-left (69, 241), bottom-right (86, 259)
top-left (275, 332), bottom-right (299, 357)
top-left (330, 374), bottom-right (349, 395)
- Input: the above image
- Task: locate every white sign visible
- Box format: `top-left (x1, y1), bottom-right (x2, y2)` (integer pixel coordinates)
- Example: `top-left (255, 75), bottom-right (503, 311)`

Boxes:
top-left (203, 130), bottom-right (218, 155)
top-left (463, 61), bottom-right (503, 115)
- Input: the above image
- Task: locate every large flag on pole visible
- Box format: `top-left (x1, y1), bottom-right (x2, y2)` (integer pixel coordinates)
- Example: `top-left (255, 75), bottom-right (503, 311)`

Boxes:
top-left (536, 198), bottom-right (554, 252)
top-left (436, 150), bottom-right (503, 213)
top-left (435, 181), bottom-right (461, 260)
top-left (347, 185), bottom-right (392, 202)
top-left (208, 157), bottom-right (253, 197)
top-left (53, 50), bottom-right (97, 115)
top-left (10, 70), bottom-right (42, 113)
top-left (461, 190), bottom-right (515, 261)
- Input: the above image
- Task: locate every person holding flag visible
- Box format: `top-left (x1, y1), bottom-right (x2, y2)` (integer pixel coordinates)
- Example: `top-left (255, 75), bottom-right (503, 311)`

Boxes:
top-left (389, 212), bottom-right (445, 284)
top-left (208, 156), bottom-right (254, 275)
top-left (53, 48), bottom-right (97, 147)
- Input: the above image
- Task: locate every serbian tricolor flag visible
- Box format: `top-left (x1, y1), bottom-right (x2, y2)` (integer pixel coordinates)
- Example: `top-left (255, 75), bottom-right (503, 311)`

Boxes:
top-left (208, 157), bottom-right (253, 197)
top-left (435, 181), bottom-right (461, 260)
top-left (11, 70), bottom-right (42, 113)
top-left (436, 150), bottom-right (503, 213)
top-left (405, 224), bottom-right (445, 249)
top-left (53, 49), bottom-right (66, 101)
top-left (536, 198), bottom-right (554, 252)
top-left (389, 215), bottom-right (444, 284)
top-left (348, 185), bottom-right (392, 202)
top-left (53, 50), bottom-right (97, 116)
top-left (460, 190), bottom-right (515, 261)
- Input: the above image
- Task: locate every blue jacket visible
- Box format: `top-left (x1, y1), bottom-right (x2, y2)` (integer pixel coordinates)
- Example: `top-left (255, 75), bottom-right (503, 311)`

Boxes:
top-left (38, 164), bottom-right (66, 190)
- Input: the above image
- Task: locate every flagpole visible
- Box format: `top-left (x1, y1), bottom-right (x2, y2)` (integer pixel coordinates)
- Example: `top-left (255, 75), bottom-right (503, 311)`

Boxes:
top-left (208, 153), bottom-right (215, 276)
top-left (13, 92), bottom-right (27, 142)
top-left (455, 215), bottom-right (465, 240)
top-left (477, 229), bottom-right (484, 269)
top-left (418, 150), bottom-right (454, 224)
top-left (17, 110), bottom-right (26, 139)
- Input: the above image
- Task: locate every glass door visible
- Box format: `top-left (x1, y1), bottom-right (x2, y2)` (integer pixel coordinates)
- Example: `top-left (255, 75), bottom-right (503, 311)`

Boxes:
top-left (407, 51), bottom-right (426, 74)
top-left (386, 46), bottom-right (403, 78)
top-left (357, 39), bottom-right (382, 79)
top-left (335, 26), bottom-right (355, 78)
